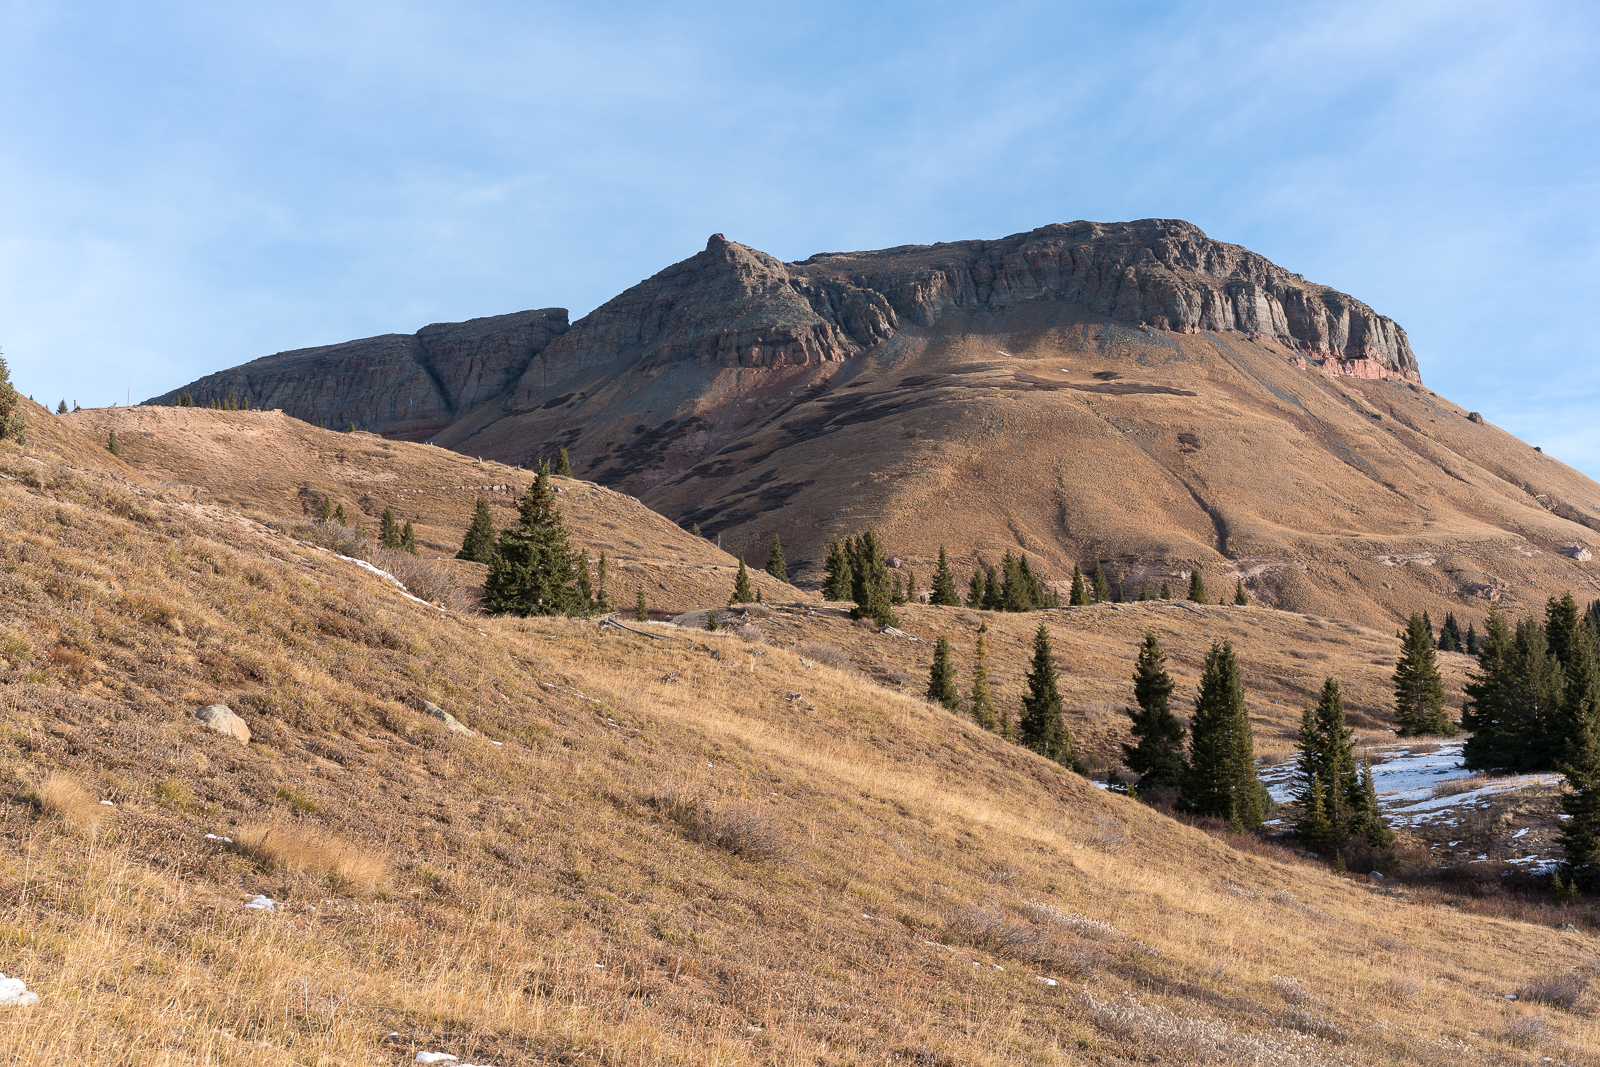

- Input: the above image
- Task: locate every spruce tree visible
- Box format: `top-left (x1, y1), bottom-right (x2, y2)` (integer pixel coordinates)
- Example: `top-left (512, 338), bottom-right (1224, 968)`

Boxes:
top-left (1001, 552), bottom-right (1037, 612)
top-left (1438, 612), bottom-right (1463, 653)
top-left (890, 573), bottom-right (906, 606)
top-left (1349, 757), bottom-right (1394, 849)
top-left (1111, 582), bottom-right (1124, 604)
top-left (1139, 581), bottom-right (1150, 602)
top-left (1186, 568), bottom-right (1207, 604)
top-left (982, 566), bottom-right (1003, 611)
top-left (969, 625), bottom-right (998, 732)
top-left (926, 636), bottom-right (961, 712)
top-left (931, 547), bottom-right (961, 607)
top-left (380, 507), bottom-right (402, 549)
top-left (1069, 564), bottom-right (1090, 606)
top-left (1466, 622), bottom-right (1479, 656)
top-left (967, 568), bottom-right (985, 609)
top-left (731, 557), bottom-right (755, 604)
top-left (56, 400), bottom-right (66, 414)
top-left (1393, 612), bottom-right (1453, 736)
top-left (1018, 623), bottom-right (1078, 770)
top-left (1123, 632), bottom-right (1186, 790)
top-left (689, 522), bottom-right (703, 538)
top-left (636, 585), bottom-right (649, 621)
top-left (848, 529), bottom-right (898, 626)
top-left (1160, 580), bottom-right (1172, 600)
top-left (318, 495), bottom-right (336, 522)
top-left (765, 535), bottom-right (787, 582)
top-left (576, 552), bottom-right (595, 609)
top-left (1546, 593), bottom-right (1582, 670)
top-left (822, 537), bottom-right (854, 600)
top-left (1092, 563), bottom-right (1110, 603)
top-left (0, 353), bottom-right (26, 446)
top-left (333, 503), bottom-right (348, 525)
top-left (1298, 771), bottom-right (1333, 853)
top-left (705, 609), bottom-right (720, 632)
top-left (457, 499), bottom-right (498, 562)
top-left (106, 430), bottom-right (120, 456)
top-left (1234, 579), bottom-right (1248, 607)
top-left (905, 568), bottom-right (917, 604)
top-left (1553, 611), bottom-right (1600, 892)
top-left (596, 552), bottom-right (611, 611)
top-left (482, 465), bottom-right (591, 617)
top-left (554, 448), bottom-right (573, 477)
top-left (1183, 640), bottom-right (1263, 828)
top-left (1463, 610), bottom-right (1564, 771)
top-left (401, 521), bottom-right (418, 554)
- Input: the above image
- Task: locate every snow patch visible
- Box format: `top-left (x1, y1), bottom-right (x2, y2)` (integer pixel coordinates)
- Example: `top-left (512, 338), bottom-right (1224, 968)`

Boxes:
top-left (0, 974), bottom-right (40, 1006)
top-left (243, 895), bottom-right (277, 911)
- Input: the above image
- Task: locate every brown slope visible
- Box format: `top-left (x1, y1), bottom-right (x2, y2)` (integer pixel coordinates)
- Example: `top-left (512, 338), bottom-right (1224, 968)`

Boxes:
top-left (151, 220), bottom-right (1600, 630)
top-left (63, 405), bottom-right (805, 613)
top-left (2, 439), bottom-right (1593, 1065)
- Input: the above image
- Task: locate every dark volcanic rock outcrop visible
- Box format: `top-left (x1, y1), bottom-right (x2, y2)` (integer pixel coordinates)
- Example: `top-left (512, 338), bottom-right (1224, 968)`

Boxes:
top-left (147, 308), bottom-right (568, 439)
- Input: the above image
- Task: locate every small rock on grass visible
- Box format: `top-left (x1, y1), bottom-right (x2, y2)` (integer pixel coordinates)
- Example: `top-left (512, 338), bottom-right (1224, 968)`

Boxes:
top-left (422, 700), bottom-right (476, 736)
top-left (194, 704), bottom-right (251, 744)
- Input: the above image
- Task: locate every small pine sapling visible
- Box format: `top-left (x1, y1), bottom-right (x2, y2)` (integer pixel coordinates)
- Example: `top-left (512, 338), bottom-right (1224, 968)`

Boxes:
top-left (106, 430), bottom-right (120, 456)
top-left (969, 625), bottom-right (998, 732)
top-left (705, 609), bottom-right (721, 632)
top-left (1160, 580), bottom-right (1172, 599)
top-left (1069, 564), bottom-right (1089, 606)
top-left (596, 552), bottom-right (611, 611)
top-left (380, 507), bottom-right (402, 549)
top-left (1234, 579), bottom-right (1248, 606)
top-left (926, 636), bottom-right (961, 712)
top-left (554, 448), bottom-right (573, 476)
top-left (731, 558), bottom-right (755, 604)
top-left (1139, 581), bottom-right (1150, 602)
top-left (765, 535), bottom-right (787, 582)
top-left (636, 585), bottom-right (649, 621)
top-left (401, 521), bottom-right (418, 554)
top-left (56, 400), bottom-right (67, 414)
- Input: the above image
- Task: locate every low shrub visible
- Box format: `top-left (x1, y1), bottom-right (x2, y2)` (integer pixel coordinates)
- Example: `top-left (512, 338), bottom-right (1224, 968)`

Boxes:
top-left (1516, 972), bottom-right (1589, 1013)
top-left (646, 789), bottom-right (795, 862)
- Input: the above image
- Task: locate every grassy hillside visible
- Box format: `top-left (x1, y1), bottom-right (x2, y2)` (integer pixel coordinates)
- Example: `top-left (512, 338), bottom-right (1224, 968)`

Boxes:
top-left (1, 406), bottom-right (1596, 1064)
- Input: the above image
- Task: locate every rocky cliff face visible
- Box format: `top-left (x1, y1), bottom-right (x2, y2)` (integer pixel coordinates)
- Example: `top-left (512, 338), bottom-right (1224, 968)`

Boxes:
top-left (147, 308), bottom-right (568, 438)
top-left (153, 219), bottom-right (1418, 438)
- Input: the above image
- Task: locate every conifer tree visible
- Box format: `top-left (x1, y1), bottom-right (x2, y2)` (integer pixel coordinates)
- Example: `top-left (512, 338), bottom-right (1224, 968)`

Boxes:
top-left (1298, 771), bottom-right (1333, 853)
top-left (1547, 593), bottom-right (1582, 670)
top-left (982, 566), bottom-right (1003, 611)
top-left (1069, 564), bottom-right (1090, 606)
top-left (401, 521), bottom-right (418, 554)
top-left (926, 636), bottom-right (961, 711)
top-left (689, 522), bottom-right (703, 538)
top-left (0, 354), bottom-right (26, 446)
top-left (1160, 580), bottom-right (1172, 600)
top-left (106, 430), bottom-right (120, 456)
top-left (890, 573), bottom-right (906, 606)
top-left (1018, 624), bottom-right (1080, 770)
top-left (554, 448), bottom-right (573, 477)
top-left (1394, 612), bottom-right (1454, 736)
top-left (1123, 632), bottom-right (1186, 791)
top-left (822, 537), bottom-right (854, 601)
top-left (731, 557), bottom-right (755, 604)
top-left (56, 400), bottom-right (67, 414)
top-left (1183, 640), bottom-right (1263, 828)
top-left (906, 568), bottom-right (917, 604)
top-left (1001, 552), bottom-right (1039, 612)
top-left (636, 585), bottom-right (649, 621)
top-left (596, 552), bottom-right (611, 611)
top-left (318, 496), bottom-right (336, 522)
top-left (1111, 582), bottom-right (1124, 603)
top-left (1552, 609), bottom-right (1600, 892)
top-left (1466, 622), bottom-right (1480, 656)
top-left (969, 625), bottom-right (998, 732)
top-left (334, 503), bottom-right (348, 525)
top-left (1139, 581), bottom-right (1150, 602)
top-left (457, 499), bottom-right (498, 562)
top-left (931, 547), bottom-right (961, 606)
top-left (705, 609), bottom-right (720, 632)
top-left (482, 465), bottom-right (591, 617)
top-left (1186, 568), bottom-right (1207, 604)
top-left (765, 535), bottom-right (787, 582)
top-left (380, 507), bottom-right (403, 549)
top-left (848, 529), bottom-right (898, 626)
top-left (1463, 610), bottom-right (1564, 771)
top-left (576, 552), bottom-right (596, 608)
top-left (1234, 579), bottom-right (1248, 606)
top-left (1437, 612), bottom-right (1463, 653)
top-left (1092, 563), bottom-right (1110, 604)
top-left (967, 568), bottom-right (985, 609)
top-left (1349, 757), bottom-right (1394, 849)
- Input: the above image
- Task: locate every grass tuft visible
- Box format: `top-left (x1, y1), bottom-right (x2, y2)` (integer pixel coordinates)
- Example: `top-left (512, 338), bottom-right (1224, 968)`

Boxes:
top-left (33, 773), bottom-right (106, 832)
top-left (234, 821), bottom-right (388, 893)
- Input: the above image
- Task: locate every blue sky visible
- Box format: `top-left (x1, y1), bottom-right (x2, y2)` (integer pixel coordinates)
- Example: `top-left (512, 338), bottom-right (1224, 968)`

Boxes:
top-left (2, 1), bottom-right (1597, 475)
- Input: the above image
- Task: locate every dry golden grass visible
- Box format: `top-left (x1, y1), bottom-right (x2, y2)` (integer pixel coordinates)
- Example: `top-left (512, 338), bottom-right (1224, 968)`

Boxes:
top-left (234, 821), bottom-right (388, 894)
top-left (31, 773), bottom-right (105, 833)
top-left (2, 425), bottom-right (1599, 1065)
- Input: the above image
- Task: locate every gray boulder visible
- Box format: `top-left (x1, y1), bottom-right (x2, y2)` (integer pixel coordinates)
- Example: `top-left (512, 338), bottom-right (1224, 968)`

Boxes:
top-left (423, 700), bottom-right (475, 736)
top-left (194, 705), bottom-right (250, 744)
